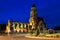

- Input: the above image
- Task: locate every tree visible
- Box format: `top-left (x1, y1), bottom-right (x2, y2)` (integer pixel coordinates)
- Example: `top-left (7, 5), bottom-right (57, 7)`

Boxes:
top-left (35, 26), bottom-right (40, 36)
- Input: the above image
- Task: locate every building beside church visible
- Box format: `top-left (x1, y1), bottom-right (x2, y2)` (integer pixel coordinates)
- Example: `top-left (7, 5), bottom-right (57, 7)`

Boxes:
top-left (5, 4), bottom-right (46, 33)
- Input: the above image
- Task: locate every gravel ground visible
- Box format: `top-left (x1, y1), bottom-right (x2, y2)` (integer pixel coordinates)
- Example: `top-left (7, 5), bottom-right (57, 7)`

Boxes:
top-left (0, 35), bottom-right (60, 40)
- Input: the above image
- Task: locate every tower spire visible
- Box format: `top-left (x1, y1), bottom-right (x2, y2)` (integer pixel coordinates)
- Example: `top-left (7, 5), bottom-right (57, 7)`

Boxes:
top-left (32, 4), bottom-right (36, 7)
top-left (29, 4), bottom-right (37, 29)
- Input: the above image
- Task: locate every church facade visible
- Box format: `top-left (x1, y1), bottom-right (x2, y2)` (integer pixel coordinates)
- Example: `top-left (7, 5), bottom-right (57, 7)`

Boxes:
top-left (5, 4), bottom-right (46, 33)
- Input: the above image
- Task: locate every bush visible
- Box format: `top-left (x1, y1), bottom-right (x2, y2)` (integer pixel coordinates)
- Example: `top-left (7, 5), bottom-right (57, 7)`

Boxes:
top-left (48, 29), bottom-right (55, 34)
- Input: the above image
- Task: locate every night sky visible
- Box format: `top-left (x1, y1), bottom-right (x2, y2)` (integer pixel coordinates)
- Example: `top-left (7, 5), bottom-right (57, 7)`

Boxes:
top-left (0, 0), bottom-right (60, 28)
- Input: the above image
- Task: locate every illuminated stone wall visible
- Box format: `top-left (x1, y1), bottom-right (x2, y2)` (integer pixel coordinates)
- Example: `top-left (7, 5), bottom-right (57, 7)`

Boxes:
top-left (6, 20), bottom-right (28, 33)
top-left (5, 20), bottom-right (10, 33)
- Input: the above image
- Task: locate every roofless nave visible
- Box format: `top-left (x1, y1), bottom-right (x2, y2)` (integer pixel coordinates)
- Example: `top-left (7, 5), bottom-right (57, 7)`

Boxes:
top-left (5, 4), bottom-right (46, 33)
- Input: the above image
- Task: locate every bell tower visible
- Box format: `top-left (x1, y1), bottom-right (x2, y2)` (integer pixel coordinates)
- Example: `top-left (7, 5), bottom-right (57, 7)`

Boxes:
top-left (29, 4), bottom-right (37, 29)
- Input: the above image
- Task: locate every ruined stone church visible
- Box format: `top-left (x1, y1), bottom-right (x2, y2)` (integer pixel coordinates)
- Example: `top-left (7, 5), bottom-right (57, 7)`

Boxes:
top-left (5, 4), bottom-right (46, 33)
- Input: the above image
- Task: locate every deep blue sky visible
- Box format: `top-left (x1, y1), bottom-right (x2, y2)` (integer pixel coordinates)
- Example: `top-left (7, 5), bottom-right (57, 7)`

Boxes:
top-left (0, 0), bottom-right (60, 28)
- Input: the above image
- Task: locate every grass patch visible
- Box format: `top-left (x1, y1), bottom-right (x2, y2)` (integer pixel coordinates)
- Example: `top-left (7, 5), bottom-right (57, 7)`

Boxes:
top-left (30, 33), bottom-right (60, 38)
